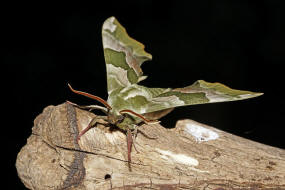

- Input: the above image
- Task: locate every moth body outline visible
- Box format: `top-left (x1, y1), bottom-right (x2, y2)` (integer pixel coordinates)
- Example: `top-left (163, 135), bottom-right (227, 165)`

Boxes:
top-left (68, 17), bottom-right (263, 170)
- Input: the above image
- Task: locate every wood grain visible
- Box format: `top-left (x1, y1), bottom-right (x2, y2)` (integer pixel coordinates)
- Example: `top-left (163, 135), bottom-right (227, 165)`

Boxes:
top-left (16, 103), bottom-right (285, 189)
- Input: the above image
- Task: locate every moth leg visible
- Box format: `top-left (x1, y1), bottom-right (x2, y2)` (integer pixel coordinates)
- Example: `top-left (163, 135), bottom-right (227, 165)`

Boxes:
top-left (77, 115), bottom-right (108, 142)
top-left (126, 129), bottom-right (133, 171)
top-left (66, 100), bottom-right (108, 114)
top-left (131, 127), bottom-right (140, 154)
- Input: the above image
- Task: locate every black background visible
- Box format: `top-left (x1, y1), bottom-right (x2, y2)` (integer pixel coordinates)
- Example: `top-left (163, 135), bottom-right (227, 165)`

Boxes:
top-left (3, 1), bottom-right (284, 189)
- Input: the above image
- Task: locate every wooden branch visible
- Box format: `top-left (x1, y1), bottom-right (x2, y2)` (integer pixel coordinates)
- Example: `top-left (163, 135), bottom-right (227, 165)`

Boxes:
top-left (16, 103), bottom-right (285, 189)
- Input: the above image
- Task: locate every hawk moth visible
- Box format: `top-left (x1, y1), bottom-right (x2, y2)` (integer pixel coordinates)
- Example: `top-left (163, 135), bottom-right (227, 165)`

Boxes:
top-left (68, 17), bottom-right (262, 170)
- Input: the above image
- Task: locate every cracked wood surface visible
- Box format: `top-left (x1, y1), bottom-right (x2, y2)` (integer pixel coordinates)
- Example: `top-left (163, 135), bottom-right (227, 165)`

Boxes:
top-left (16, 103), bottom-right (285, 189)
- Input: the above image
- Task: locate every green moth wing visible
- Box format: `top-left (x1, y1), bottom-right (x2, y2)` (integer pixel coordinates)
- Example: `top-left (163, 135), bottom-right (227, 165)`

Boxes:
top-left (102, 17), bottom-right (152, 95)
top-left (102, 17), bottom-right (262, 118)
top-left (107, 81), bottom-right (262, 117)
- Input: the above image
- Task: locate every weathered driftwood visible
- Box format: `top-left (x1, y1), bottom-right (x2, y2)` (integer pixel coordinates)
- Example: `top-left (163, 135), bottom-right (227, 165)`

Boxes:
top-left (16, 103), bottom-right (285, 189)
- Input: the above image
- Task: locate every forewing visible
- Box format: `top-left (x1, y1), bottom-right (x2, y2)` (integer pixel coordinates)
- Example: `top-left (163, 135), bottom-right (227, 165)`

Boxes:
top-left (142, 80), bottom-right (263, 114)
top-left (102, 17), bottom-right (152, 95)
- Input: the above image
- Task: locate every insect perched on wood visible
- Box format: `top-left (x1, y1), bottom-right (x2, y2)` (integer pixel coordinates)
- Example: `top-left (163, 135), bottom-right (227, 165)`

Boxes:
top-left (68, 16), bottom-right (263, 170)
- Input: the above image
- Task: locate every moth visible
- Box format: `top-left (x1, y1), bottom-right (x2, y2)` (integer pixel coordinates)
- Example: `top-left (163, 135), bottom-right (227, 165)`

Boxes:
top-left (68, 17), bottom-right (262, 170)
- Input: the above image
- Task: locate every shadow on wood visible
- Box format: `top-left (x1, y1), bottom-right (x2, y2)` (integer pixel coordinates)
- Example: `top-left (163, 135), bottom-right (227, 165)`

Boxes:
top-left (16, 103), bottom-right (285, 189)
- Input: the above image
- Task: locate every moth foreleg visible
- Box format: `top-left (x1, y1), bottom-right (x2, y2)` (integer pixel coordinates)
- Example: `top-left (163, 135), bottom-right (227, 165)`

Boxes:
top-left (77, 115), bottom-right (108, 142)
top-left (66, 100), bottom-right (108, 114)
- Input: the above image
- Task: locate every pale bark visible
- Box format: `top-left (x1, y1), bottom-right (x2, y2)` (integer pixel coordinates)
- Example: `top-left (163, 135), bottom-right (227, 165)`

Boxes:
top-left (16, 103), bottom-right (285, 189)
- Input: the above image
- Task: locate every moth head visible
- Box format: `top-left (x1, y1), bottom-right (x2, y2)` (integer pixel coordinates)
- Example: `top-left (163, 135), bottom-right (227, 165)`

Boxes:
top-left (107, 110), bottom-right (125, 125)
